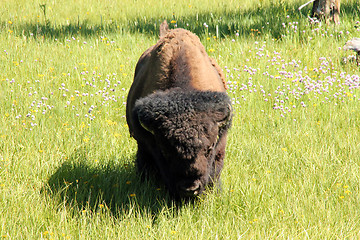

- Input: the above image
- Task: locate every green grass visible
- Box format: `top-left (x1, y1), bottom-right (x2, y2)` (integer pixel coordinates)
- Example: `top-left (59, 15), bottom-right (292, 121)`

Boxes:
top-left (1, 0), bottom-right (360, 239)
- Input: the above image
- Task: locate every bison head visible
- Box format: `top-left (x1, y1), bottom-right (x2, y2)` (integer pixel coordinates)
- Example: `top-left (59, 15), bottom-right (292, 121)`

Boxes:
top-left (134, 89), bottom-right (232, 198)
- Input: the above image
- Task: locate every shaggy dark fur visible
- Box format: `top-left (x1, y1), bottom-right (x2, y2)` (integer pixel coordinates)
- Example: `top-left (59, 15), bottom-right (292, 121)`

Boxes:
top-left (133, 89), bottom-right (232, 198)
top-left (126, 21), bottom-right (232, 199)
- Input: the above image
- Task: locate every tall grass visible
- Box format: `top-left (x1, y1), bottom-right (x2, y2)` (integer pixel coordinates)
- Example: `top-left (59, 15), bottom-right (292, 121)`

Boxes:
top-left (1, 0), bottom-right (360, 239)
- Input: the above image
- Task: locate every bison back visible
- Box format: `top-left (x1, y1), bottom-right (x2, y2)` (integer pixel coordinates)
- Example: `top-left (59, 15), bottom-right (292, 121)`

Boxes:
top-left (126, 27), bottom-right (226, 137)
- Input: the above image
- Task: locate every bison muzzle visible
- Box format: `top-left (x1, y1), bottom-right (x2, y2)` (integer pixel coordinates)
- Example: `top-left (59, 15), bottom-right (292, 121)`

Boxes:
top-left (126, 21), bottom-right (232, 199)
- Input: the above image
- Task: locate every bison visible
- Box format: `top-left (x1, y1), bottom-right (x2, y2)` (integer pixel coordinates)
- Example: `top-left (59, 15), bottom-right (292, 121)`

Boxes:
top-left (126, 21), bottom-right (232, 199)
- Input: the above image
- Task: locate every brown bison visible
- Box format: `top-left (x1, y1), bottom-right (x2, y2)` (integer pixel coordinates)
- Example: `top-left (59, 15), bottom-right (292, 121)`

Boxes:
top-left (126, 21), bottom-right (232, 199)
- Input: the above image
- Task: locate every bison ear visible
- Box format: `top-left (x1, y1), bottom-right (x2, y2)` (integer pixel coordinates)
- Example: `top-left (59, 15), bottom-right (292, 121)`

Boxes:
top-left (215, 103), bottom-right (232, 129)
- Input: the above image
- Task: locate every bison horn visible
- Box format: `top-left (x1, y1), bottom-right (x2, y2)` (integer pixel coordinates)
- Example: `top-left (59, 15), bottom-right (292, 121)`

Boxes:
top-left (217, 103), bottom-right (232, 128)
top-left (138, 116), bottom-right (155, 135)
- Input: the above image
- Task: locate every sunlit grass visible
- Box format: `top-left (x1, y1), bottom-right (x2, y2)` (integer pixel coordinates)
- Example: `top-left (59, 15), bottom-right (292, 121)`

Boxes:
top-left (1, 0), bottom-right (360, 239)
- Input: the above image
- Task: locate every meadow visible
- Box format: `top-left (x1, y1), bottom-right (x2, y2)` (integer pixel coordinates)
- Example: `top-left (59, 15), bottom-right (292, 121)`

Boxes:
top-left (1, 0), bottom-right (360, 238)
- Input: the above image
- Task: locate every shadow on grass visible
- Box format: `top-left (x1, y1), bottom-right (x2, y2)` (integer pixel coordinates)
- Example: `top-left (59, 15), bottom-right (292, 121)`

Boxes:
top-left (43, 148), bottom-right (177, 219)
top-left (0, 20), bottom-right (119, 39)
top-left (4, 1), bottom-right (359, 41)
top-left (2, 2), bottom-right (301, 40)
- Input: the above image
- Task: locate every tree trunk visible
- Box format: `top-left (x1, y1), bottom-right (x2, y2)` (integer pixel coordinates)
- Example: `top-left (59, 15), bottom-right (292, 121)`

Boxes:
top-left (311, 0), bottom-right (341, 24)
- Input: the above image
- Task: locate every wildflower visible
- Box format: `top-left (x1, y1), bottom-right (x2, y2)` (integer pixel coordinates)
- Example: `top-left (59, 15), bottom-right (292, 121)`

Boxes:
top-left (106, 119), bottom-right (117, 125)
top-left (99, 204), bottom-right (104, 208)
top-left (170, 20), bottom-right (176, 24)
top-left (129, 193), bottom-right (136, 197)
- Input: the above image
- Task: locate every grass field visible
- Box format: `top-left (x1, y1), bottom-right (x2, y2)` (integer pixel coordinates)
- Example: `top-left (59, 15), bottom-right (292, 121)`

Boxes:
top-left (1, 0), bottom-right (360, 239)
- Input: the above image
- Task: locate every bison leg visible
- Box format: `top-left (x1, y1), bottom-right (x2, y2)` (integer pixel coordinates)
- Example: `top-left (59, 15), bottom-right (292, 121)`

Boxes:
top-left (136, 143), bottom-right (157, 180)
top-left (136, 142), bottom-right (165, 183)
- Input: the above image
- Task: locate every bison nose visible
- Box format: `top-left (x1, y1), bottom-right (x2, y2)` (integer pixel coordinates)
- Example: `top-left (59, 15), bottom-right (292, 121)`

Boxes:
top-left (177, 180), bottom-right (201, 197)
